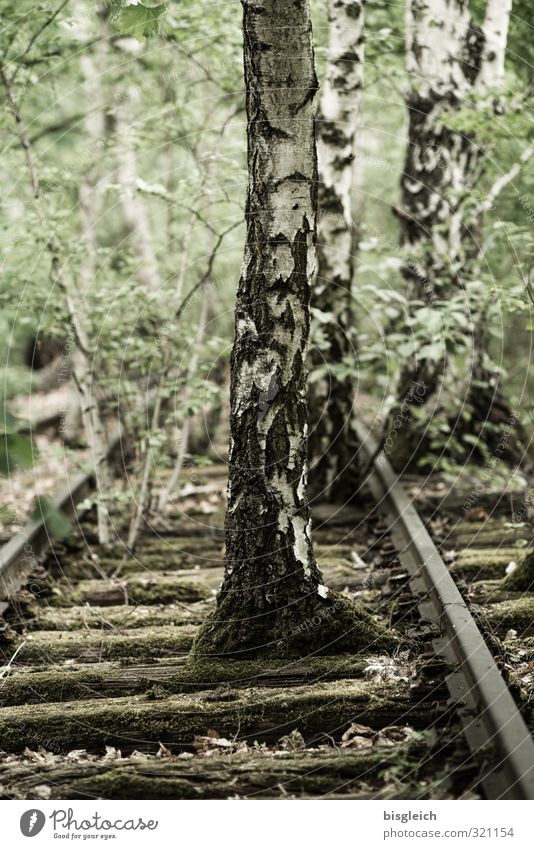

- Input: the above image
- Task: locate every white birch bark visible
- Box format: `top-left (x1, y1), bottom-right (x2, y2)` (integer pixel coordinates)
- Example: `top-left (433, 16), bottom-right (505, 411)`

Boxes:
top-left (477, 0), bottom-right (513, 93)
top-left (197, 0), bottom-right (322, 651)
top-left (401, 0), bottom-right (514, 288)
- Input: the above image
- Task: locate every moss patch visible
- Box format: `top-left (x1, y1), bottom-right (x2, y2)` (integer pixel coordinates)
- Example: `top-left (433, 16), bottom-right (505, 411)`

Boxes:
top-left (0, 655), bottom-right (374, 705)
top-left (56, 551), bottom-right (224, 580)
top-left (0, 742), bottom-right (430, 800)
top-left (501, 549), bottom-right (534, 592)
top-left (482, 597), bottom-right (534, 634)
top-left (451, 548), bottom-right (525, 579)
top-left (467, 580), bottom-right (523, 605)
top-left (48, 574), bottom-right (212, 607)
top-left (0, 625), bottom-right (197, 665)
top-left (30, 601), bottom-right (214, 632)
top-left (191, 591), bottom-right (400, 659)
top-left (0, 677), bottom-right (424, 752)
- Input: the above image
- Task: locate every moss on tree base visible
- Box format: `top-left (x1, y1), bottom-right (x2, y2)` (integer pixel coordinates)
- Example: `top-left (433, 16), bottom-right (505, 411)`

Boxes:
top-left (501, 549), bottom-right (534, 592)
top-left (482, 597), bottom-right (534, 635)
top-left (191, 590), bottom-right (399, 659)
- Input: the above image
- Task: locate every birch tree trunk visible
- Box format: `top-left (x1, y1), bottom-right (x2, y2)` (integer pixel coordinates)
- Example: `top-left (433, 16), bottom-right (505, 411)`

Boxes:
top-left (308, 0), bottom-right (365, 502)
top-left (192, 0), bottom-right (395, 659)
top-left (399, 0), bottom-right (512, 283)
top-left (388, 0), bottom-right (516, 468)
top-left (194, 0), bottom-right (320, 646)
top-left (68, 28), bottom-right (113, 545)
top-left (220, 0), bottom-right (320, 629)
top-left (115, 87), bottom-right (162, 296)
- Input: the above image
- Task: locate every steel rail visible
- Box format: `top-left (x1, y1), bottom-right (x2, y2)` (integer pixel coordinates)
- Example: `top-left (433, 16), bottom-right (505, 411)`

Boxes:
top-left (0, 427), bottom-right (122, 616)
top-left (356, 422), bottom-right (534, 800)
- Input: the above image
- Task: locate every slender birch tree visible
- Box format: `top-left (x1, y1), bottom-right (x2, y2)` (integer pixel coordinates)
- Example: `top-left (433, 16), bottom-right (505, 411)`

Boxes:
top-left (114, 86), bottom-right (162, 296)
top-left (193, 0), bottom-right (395, 658)
top-left (308, 0), bottom-right (365, 502)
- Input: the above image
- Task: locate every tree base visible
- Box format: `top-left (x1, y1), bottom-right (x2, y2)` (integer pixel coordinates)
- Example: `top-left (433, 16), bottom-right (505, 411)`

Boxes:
top-left (502, 550), bottom-right (534, 592)
top-left (190, 590), bottom-right (399, 659)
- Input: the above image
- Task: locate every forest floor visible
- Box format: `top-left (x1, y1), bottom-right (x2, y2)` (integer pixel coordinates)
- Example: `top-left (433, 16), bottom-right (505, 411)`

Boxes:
top-left (0, 405), bottom-right (533, 799)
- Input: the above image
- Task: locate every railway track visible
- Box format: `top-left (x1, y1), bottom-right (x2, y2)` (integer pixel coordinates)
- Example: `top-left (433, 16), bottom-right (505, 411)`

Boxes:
top-left (0, 428), bottom-right (533, 800)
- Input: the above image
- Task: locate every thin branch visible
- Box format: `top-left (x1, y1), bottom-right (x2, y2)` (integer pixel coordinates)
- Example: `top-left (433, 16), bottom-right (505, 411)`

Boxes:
top-left (173, 219), bottom-right (242, 323)
top-left (476, 142), bottom-right (534, 216)
top-left (165, 37), bottom-right (231, 93)
top-left (29, 112), bottom-right (85, 144)
top-left (19, 49), bottom-right (61, 66)
top-left (220, 100), bottom-right (246, 135)
top-left (0, 66), bottom-right (40, 197)
top-left (9, 0), bottom-right (70, 84)
top-left (179, 202), bottom-right (218, 236)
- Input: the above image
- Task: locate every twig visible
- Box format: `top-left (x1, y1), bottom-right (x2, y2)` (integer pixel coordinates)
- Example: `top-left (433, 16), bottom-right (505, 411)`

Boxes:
top-left (0, 66), bottom-right (40, 198)
top-left (476, 142), bottom-right (534, 216)
top-left (174, 219), bottom-right (242, 323)
top-left (9, 0), bottom-right (71, 85)
top-left (0, 639), bottom-right (28, 684)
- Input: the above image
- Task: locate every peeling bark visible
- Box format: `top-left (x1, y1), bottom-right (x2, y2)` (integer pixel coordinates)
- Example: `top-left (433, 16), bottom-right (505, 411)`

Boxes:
top-left (308, 0), bottom-right (365, 502)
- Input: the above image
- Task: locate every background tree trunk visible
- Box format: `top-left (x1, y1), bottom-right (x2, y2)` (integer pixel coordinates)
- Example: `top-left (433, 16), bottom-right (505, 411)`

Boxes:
top-left (308, 0), bottom-right (365, 503)
top-left (388, 0), bottom-right (518, 468)
top-left (68, 25), bottom-right (113, 544)
top-left (115, 87), bottom-right (162, 296)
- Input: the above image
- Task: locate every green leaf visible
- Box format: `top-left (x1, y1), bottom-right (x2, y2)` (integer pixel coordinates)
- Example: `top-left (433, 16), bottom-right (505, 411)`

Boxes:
top-left (396, 340), bottom-right (417, 357)
top-left (30, 496), bottom-right (71, 541)
top-left (418, 342), bottom-right (445, 361)
top-left (0, 432), bottom-right (35, 475)
top-left (0, 504), bottom-right (17, 523)
top-left (114, 2), bottom-right (166, 39)
top-left (0, 406), bottom-right (19, 435)
top-left (462, 434), bottom-right (480, 446)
